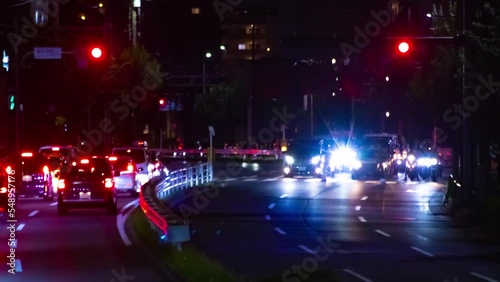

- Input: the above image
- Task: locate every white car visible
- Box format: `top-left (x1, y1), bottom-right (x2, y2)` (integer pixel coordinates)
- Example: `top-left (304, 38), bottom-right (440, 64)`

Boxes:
top-left (108, 156), bottom-right (139, 196)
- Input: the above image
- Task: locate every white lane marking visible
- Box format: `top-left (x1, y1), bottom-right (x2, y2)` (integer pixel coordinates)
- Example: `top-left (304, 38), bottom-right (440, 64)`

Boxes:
top-left (374, 229), bottom-right (391, 237)
top-left (411, 246), bottom-right (434, 257)
top-left (361, 196), bottom-right (368, 200)
top-left (274, 227), bottom-right (286, 235)
top-left (297, 245), bottom-right (316, 254)
top-left (265, 215), bottom-right (271, 221)
top-left (28, 210), bottom-right (39, 217)
top-left (358, 216), bottom-right (367, 222)
top-left (342, 269), bottom-right (373, 282)
top-left (117, 199), bottom-right (139, 246)
top-left (386, 181), bottom-right (397, 184)
top-left (11, 239), bottom-right (17, 248)
top-left (470, 272), bottom-right (499, 282)
top-left (355, 205), bottom-right (361, 211)
top-left (365, 180), bottom-right (378, 184)
top-left (243, 178), bottom-right (255, 181)
top-left (268, 203), bottom-right (276, 209)
top-left (49, 202), bottom-right (57, 206)
top-left (279, 194), bottom-right (288, 198)
top-left (16, 224), bottom-right (25, 231)
top-left (15, 259), bottom-right (23, 272)
top-left (407, 230), bottom-right (428, 241)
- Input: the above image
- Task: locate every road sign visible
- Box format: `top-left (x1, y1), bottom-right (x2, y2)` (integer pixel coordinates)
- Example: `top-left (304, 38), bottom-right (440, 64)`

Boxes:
top-left (34, 47), bottom-right (62, 59)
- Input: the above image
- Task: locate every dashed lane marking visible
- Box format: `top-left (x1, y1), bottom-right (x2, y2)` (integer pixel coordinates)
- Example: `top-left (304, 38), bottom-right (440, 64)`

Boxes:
top-left (265, 215), bottom-right (271, 221)
top-left (374, 229), bottom-right (391, 237)
top-left (355, 205), bottom-right (361, 211)
top-left (411, 246), bottom-right (434, 257)
top-left (297, 245), bottom-right (316, 254)
top-left (342, 269), bottom-right (373, 282)
top-left (358, 216), bottom-right (367, 222)
top-left (469, 272), bottom-right (499, 282)
top-left (361, 196), bottom-right (368, 200)
top-left (268, 203), bottom-right (276, 209)
top-left (16, 224), bottom-right (25, 231)
top-left (49, 202), bottom-right (57, 206)
top-left (15, 259), bottom-right (23, 272)
top-left (274, 227), bottom-right (286, 235)
top-left (28, 210), bottom-right (39, 217)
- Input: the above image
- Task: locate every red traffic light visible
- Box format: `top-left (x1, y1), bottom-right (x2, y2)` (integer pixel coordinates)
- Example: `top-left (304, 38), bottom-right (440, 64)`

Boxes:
top-left (90, 47), bottom-right (103, 59)
top-left (397, 41), bottom-right (410, 54)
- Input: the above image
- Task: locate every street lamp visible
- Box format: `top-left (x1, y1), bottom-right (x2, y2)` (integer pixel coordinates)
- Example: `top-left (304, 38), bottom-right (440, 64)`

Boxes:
top-left (386, 76), bottom-right (390, 82)
top-left (203, 52), bottom-right (211, 95)
top-left (386, 111), bottom-right (390, 117)
top-left (331, 58), bottom-right (337, 64)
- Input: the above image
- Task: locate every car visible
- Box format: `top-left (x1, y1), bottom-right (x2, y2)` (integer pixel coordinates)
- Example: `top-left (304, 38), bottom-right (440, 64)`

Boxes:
top-left (57, 157), bottom-right (117, 215)
top-left (0, 168), bottom-right (12, 223)
top-left (111, 147), bottom-right (153, 188)
top-left (283, 139), bottom-right (323, 178)
top-left (14, 152), bottom-right (56, 201)
top-left (108, 156), bottom-right (140, 196)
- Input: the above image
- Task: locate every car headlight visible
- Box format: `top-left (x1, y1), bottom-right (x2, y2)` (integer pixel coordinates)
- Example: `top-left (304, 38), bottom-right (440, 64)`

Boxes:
top-left (311, 156), bottom-right (320, 164)
top-left (407, 154), bottom-right (415, 162)
top-left (352, 160), bottom-right (362, 169)
top-left (285, 156), bottom-right (294, 164)
top-left (417, 157), bottom-right (437, 166)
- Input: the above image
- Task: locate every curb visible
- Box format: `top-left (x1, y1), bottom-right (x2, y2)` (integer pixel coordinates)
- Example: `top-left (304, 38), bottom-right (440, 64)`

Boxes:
top-left (124, 207), bottom-right (182, 282)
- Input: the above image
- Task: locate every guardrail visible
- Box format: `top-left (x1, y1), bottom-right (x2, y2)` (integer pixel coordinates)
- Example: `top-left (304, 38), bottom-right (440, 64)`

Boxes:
top-left (139, 162), bottom-right (213, 248)
top-left (151, 148), bottom-right (281, 160)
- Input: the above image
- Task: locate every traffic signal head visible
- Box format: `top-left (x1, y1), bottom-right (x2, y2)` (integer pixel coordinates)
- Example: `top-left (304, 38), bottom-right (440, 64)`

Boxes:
top-left (397, 41), bottom-right (410, 54)
top-left (8, 95), bottom-right (14, 110)
top-left (90, 47), bottom-right (103, 59)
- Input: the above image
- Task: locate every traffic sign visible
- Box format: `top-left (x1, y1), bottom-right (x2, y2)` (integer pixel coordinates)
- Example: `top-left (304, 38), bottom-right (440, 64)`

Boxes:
top-left (34, 47), bottom-right (62, 59)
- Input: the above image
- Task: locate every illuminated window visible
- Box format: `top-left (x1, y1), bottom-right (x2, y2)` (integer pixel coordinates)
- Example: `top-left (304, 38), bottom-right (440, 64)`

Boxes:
top-left (238, 44), bottom-right (246, 50)
top-left (192, 7), bottom-right (200, 14)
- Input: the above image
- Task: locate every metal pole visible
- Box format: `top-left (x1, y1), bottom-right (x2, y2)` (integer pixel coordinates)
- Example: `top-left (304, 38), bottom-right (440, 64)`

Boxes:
top-left (202, 60), bottom-right (206, 95)
top-left (310, 94), bottom-right (313, 137)
top-left (160, 128), bottom-right (163, 149)
top-left (209, 132), bottom-right (213, 164)
top-left (351, 95), bottom-right (355, 132)
top-left (15, 51), bottom-right (34, 153)
top-left (248, 23), bottom-right (256, 146)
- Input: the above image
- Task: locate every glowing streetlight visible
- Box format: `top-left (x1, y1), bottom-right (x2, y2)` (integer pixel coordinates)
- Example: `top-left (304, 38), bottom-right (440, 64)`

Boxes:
top-left (332, 92), bottom-right (336, 97)
top-left (426, 13), bottom-right (432, 18)
top-left (219, 45), bottom-right (225, 51)
top-left (331, 58), bottom-right (337, 64)
top-left (386, 111), bottom-right (390, 118)
top-left (205, 52), bottom-right (212, 58)
top-left (80, 14), bottom-right (86, 20)
top-left (386, 76), bottom-right (389, 82)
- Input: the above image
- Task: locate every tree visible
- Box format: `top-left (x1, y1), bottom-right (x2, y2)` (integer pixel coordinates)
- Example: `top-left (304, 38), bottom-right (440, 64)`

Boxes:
top-left (194, 80), bottom-right (245, 144)
top-left (408, 1), bottom-right (460, 116)
top-left (101, 45), bottom-right (164, 145)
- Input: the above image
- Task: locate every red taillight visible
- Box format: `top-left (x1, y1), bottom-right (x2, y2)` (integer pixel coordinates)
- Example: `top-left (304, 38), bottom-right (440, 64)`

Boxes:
top-left (127, 164), bottom-right (134, 172)
top-left (6, 166), bottom-right (12, 174)
top-left (109, 156), bottom-right (117, 161)
top-left (0, 187), bottom-right (7, 193)
top-left (43, 165), bottom-right (49, 175)
top-left (104, 178), bottom-right (113, 188)
top-left (58, 179), bottom-right (65, 189)
top-left (0, 207), bottom-right (4, 212)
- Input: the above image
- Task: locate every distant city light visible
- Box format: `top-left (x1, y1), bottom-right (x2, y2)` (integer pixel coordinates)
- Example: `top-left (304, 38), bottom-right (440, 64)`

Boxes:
top-left (386, 111), bottom-right (390, 117)
top-left (205, 52), bottom-right (212, 58)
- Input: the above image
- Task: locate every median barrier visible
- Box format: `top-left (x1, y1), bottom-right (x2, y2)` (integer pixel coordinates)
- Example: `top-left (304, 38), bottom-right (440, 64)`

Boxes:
top-left (139, 162), bottom-right (213, 250)
top-left (152, 148), bottom-right (282, 161)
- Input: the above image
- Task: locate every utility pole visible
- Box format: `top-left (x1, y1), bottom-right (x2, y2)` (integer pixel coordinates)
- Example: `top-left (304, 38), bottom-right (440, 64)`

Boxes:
top-left (310, 94), bottom-right (313, 137)
top-left (248, 23), bottom-right (255, 146)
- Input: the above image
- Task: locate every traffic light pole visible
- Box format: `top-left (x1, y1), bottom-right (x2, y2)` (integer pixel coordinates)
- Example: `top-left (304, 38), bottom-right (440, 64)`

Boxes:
top-left (15, 50), bottom-right (75, 153)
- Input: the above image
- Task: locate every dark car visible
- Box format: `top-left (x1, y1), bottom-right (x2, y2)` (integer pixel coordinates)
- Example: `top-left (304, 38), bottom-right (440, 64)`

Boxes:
top-left (14, 152), bottom-right (56, 201)
top-left (0, 169), bottom-right (13, 223)
top-left (57, 157), bottom-right (117, 215)
top-left (283, 139), bottom-right (323, 178)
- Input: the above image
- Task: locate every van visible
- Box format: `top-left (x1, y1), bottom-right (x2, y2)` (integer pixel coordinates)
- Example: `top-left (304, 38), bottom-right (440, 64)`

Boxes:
top-left (111, 147), bottom-right (152, 186)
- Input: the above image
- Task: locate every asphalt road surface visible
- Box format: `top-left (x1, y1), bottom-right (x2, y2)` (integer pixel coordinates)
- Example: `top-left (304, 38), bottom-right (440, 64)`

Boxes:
top-left (171, 161), bottom-right (500, 282)
top-left (1, 160), bottom-right (499, 282)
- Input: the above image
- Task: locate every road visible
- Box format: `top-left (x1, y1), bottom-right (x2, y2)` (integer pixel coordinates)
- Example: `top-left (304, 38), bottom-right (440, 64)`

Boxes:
top-left (1, 160), bottom-right (499, 282)
top-left (171, 161), bottom-right (500, 281)
top-left (0, 162), bottom-right (193, 282)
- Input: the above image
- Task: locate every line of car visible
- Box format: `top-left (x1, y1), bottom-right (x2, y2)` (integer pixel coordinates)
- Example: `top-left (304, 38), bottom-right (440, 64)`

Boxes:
top-left (1, 144), bottom-right (169, 220)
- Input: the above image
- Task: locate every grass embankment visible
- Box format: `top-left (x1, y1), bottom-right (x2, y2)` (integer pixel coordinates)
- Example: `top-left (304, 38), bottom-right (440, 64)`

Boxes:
top-left (129, 208), bottom-right (338, 282)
